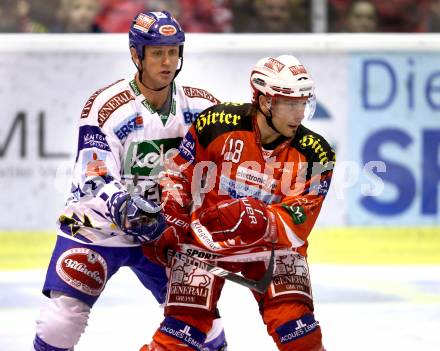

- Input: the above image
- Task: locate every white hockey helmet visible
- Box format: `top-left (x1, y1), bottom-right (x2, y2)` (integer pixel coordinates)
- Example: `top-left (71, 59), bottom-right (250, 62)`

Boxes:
top-left (250, 55), bottom-right (316, 119)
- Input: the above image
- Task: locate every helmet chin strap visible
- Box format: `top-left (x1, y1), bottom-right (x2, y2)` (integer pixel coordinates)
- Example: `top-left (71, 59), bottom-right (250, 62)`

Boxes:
top-left (258, 97), bottom-right (282, 135)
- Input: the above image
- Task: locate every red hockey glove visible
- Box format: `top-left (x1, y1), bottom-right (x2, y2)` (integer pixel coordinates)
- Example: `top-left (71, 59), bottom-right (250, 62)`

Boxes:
top-left (199, 197), bottom-right (269, 243)
top-left (142, 226), bottom-right (181, 266)
top-left (161, 180), bottom-right (192, 236)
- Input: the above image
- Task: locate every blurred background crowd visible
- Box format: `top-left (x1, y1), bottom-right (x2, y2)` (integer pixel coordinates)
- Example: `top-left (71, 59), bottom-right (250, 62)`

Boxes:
top-left (0, 0), bottom-right (439, 34)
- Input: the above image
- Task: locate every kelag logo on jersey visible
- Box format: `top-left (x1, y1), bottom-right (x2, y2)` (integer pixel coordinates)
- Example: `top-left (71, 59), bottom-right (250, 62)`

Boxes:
top-left (124, 137), bottom-right (182, 176)
top-left (113, 114), bottom-right (143, 141)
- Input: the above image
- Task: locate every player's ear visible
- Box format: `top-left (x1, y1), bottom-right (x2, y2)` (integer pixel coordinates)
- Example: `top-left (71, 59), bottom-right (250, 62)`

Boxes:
top-left (130, 47), bottom-right (141, 69)
top-left (259, 94), bottom-right (270, 113)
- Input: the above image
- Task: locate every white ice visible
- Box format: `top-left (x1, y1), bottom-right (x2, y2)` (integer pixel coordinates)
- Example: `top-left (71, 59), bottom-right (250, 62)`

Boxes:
top-left (1, 265), bottom-right (439, 350)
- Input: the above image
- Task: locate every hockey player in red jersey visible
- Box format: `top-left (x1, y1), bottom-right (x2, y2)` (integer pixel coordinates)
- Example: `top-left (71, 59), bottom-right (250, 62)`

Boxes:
top-left (142, 54), bottom-right (335, 350)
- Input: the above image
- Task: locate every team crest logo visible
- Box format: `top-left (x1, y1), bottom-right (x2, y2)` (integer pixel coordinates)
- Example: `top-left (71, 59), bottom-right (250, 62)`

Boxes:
top-left (85, 152), bottom-right (108, 177)
top-left (159, 25), bottom-right (177, 36)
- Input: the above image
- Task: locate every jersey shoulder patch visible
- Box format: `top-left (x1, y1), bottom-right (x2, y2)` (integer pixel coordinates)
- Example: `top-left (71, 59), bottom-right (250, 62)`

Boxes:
top-left (97, 90), bottom-right (135, 127)
top-left (194, 102), bottom-right (253, 148)
top-left (80, 79), bottom-right (124, 120)
top-left (293, 125), bottom-right (336, 166)
top-left (182, 86), bottom-right (220, 105)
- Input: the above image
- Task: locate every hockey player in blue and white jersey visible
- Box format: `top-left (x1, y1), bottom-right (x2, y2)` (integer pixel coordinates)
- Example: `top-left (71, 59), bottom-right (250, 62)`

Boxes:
top-left (32, 11), bottom-right (227, 351)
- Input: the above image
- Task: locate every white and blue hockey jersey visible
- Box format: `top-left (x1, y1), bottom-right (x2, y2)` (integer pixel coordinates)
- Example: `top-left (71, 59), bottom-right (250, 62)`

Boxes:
top-left (58, 78), bottom-right (219, 247)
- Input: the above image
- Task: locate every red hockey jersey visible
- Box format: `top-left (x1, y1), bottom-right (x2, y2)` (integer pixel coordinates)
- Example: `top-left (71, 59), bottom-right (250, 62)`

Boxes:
top-left (164, 102), bottom-right (335, 257)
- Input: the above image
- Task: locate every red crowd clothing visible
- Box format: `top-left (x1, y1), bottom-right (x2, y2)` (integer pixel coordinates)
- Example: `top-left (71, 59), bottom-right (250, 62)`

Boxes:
top-left (330, 0), bottom-right (430, 32)
top-left (178, 0), bottom-right (233, 32)
top-left (94, 0), bottom-right (144, 33)
top-left (148, 102), bottom-right (335, 350)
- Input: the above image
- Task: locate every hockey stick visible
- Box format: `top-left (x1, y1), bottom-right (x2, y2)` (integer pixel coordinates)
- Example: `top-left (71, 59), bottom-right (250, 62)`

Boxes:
top-left (168, 243), bottom-right (276, 294)
top-left (122, 172), bottom-right (138, 227)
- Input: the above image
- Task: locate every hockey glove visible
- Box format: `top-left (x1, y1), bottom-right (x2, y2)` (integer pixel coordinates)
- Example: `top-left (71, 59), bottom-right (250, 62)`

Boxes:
top-left (199, 197), bottom-right (269, 243)
top-left (142, 226), bottom-right (181, 266)
top-left (161, 180), bottom-right (192, 235)
top-left (110, 192), bottom-right (166, 243)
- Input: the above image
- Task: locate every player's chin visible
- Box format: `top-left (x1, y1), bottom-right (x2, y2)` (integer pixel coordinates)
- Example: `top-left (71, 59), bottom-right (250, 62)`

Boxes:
top-left (282, 126), bottom-right (298, 137)
top-left (158, 71), bottom-right (174, 82)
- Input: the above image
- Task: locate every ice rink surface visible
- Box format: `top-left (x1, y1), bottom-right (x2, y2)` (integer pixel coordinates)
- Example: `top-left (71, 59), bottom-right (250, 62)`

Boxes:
top-left (1, 264), bottom-right (439, 351)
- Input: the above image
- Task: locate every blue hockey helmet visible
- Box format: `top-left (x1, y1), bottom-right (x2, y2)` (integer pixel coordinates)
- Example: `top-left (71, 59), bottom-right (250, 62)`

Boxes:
top-left (129, 11), bottom-right (185, 60)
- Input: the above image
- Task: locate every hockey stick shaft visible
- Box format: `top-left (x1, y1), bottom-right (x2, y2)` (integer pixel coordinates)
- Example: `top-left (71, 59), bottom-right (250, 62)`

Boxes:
top-left (168, 243), bottom-right (275, 294)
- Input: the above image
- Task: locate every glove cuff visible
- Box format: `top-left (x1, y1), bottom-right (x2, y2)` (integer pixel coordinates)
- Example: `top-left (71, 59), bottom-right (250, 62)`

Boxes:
top-left (263, 210), bottom-right (278, 243)
top-left (108, 191), bottom-right (129, 229)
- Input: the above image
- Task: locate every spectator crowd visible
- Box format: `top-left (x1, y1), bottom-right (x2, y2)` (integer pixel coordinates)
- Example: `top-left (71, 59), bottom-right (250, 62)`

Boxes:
top-left (0, 0), bottom-right (438, 33)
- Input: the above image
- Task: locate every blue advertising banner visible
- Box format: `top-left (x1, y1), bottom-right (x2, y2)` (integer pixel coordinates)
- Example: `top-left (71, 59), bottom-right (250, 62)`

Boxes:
top-left (349, 53), bottom-right (440, 225)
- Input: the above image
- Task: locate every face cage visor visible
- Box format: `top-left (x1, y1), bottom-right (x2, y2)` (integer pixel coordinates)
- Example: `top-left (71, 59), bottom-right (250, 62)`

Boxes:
top-left (268, 94), bottom-right (316, 121)
top-left (304, 94), bottom-right (316, 120)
